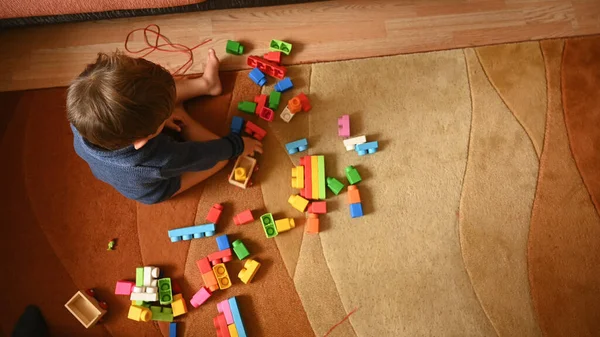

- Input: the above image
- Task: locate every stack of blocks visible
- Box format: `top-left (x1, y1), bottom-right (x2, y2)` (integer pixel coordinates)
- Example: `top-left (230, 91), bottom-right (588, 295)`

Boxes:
top-left (343, 135), bottom-right (379, 156)
top-left (292, 155), bottom-right (326, 200)
top-left (214, 297), bottom-right (248, 337)
top-left (346, 166), bottom-right (364, 218)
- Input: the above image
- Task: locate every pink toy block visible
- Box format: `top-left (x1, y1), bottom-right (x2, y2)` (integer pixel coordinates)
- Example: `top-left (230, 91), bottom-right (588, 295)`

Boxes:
top-left (307, 201), bottom-right (327, 214)
top-left (206, 204), bottom-right (223, 224)
top-left (217, 300), bottom-right (234, 325)
top-left (208, 249), bottom-right (233, 265)
top-left (190, 287), bottom-right (212, 308)
top-left (115, 280), bottom-right (135, 295)
top-left (338, 115), bottom-right (350, 137)
top-left (234, 209), bottom-right (254, 226)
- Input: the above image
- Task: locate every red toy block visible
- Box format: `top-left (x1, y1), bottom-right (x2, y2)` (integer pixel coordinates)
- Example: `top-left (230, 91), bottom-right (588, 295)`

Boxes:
top-left (208, 249), bottom-right (233, 265)
top-left (213, 313), bottom-right (231, 337)
top-left (308, 201), bottom-right (327, 214)
top-left (196, 257), bottom-right (212, 274)
top-left (263, 51), bottom-right (282, 64)
top-left (296, 92), bottom-right (312, 112)
top-left (247, 56), bottom-right (286, 79)
top-left (300, 156), bottom-right (312, 199)
top-left (234, 210), bottom-right (254, 225)
top-left (254, 94), bottom-right (267, 107)
top-left (258, 107), bottom-right (275, 122)
top-left (244, 121), bottom-right (267, 140)
top-left (171, 279), bottom-right (182, 294)
top-left (206, 203), bottom-right (223, 224)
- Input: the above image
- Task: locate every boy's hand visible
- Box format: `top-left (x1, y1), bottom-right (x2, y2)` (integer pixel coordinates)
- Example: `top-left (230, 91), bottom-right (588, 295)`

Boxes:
top-left (165, 110), bottom-right (188, 132)
top-left (242, 137), bottom-right (263, 156)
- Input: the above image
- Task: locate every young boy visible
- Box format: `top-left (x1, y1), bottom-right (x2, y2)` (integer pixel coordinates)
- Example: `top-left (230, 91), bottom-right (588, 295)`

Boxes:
top-left (67, 49), bottom-right (262, 204)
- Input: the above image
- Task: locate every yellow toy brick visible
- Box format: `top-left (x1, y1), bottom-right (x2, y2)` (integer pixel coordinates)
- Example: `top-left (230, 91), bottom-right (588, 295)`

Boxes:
top-left (228, 324), bottom-right (240, 337)
top-left (291, 166), bottom-right (304, 189)
top-left (275, 218), bottom-right (295, 233)
top-left (288, 194), bottom-right (309, 212)
top-left (238, 259), bottom-right (261, 284)
top-left (213, 263), bottom-right (232, 290)
top-left (128, 305), bottom-right (152, 322)
top-left (171, 293), bottom-right (188, 317)
top-left (234, 167), bottom-right (247, 182)
top-left (311, 156), bottom-right (319, 199)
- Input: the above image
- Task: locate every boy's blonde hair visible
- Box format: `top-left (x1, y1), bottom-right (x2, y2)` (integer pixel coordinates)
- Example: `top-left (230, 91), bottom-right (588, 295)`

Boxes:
top-left (67, 52), bottom-right (176, 150)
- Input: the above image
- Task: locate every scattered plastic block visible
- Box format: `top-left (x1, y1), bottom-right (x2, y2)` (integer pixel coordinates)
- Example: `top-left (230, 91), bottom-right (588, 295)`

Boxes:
top-left (345, 166), bottom-right (362, 185)
top-left (269, 39), bottom-right (292, 55)
top-left (296, 92), bottom-right (312, 112)
top-left (260, 213), bottom-right (278, 238)
top-left (237, 101), bottom-right (256, 115)
top-left (350, 203), bottom-right (364, 218)
top-left (285, 138), bottom-right (308, 155)
top-left (136, 267), bottom-right (144, 287)
top-left (274, 77), bottom-right (293, 92)
top-left (326, 177), bottom-right (344, 195)
top-left (217, 300), bottom-right (234, 325)
top-left (269, 91), bottom-right (282, 109)
top-left (263, 51), bottom-right (282, 64)
top-left (307, 201), bottom-right (327, 214)
top-left (158, 278), bottom-right (173, 305)
top-left (288, 194), bottom-right (309, 212)
top-left (248, 68), bottom-right (267, 86)
top-left (247, 56), bottom-right (286, 79)
top-left (196, 257), bottom-right (219, 291)
top-left (208, 249), bottom-right (233, 265)
top-left (213, 263), bottom-right (232, 290)
top-left (190, 286), bottom-right (212, 308)
top-left (143, 266), bottom-right (159, 286)
top-left (343, 135), bottom-right (367, 151)
top-left (280, 106), bottom-right (295, 123)
top-left (230, 116), bottom-right (245, 135)
top-left (228, 324), bottom-right (240, 337)
top-left (216, 235), bottom-right (231, 251)
top-left (254, 94), bottom-right (267, 107)
top-left (168, 223), bottom-right (216, 242)
top-left (206, 204), bottom-right (223, 224)
top-left (258, 106), bottom-right (275, 122)
top-left (169, 322), bottom-right (177, 337)
top-left (292, 166), bottom-right (304, 189)
top-left (130, 291), bottom-right (158, 302)
top-left (228, 297), bottom-right (248, 337)
top-left (238, 259), bottom-right (261, 284)
top-left (171, 294), bottom-right (188, 317)
top-left (338, 115), bottom-right (350, 137)
top-left (128, 305), bottom-right (152, 322)
top-left (347, 185), bottom-right (361, 204)
top-left (306, 213), bottom-right (319, 234)
top-left (115, 280), bottom-right (135, 295)
top-left (226, 40), bottom-right (244, 55)
top-left (213, 313), bottom-right (231, 337)
top-left (150, 306), bottom-right (173, 322)
top-left (275, 218), bottom-right (295, 233)
top-left (196, 257), bottom-right (213, 274)
top-left (232, 239), bottom-right (250, 260)
top-left (355, 141), bottom-right (379, 155)
top-left (234, 210), bottom-right (254, 225)
top-left (244, 121), bottom-right (266, 140)
top-left (287, 96), bottom-right (302, 114)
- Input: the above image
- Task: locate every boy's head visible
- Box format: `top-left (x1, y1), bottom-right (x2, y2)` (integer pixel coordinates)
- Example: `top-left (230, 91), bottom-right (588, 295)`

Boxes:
top-left (67, 52), bottom-right (175, 150)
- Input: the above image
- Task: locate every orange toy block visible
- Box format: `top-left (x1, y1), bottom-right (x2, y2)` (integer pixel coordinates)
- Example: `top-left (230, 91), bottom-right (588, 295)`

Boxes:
top-left (347, 185), bottom-right (361, 204)
top-left (213, 263), bottom-right (232, 290)
top-left (208, 249), bottom-right (233, 265)
top-left (306, 213), bottom-right (319, 234)
top-left (287, 97), bottom-right (302, 114)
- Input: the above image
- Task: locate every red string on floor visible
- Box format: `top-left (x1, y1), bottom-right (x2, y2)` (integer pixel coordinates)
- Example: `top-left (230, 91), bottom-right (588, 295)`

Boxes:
top-left (124, 24), bottom-right (212, 76)
top-left (323, 307), bottom-right (359, 337)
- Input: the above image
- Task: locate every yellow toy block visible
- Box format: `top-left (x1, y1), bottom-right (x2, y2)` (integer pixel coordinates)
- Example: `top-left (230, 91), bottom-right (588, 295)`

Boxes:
top-left (291, 166), bottom-right (304, 189)
top-left (213, 263), bottom-right (232, 290)
top-left (288, 194), bottom-right (309, 212)
top-left (275, 218), bottom-right (295, 233)
top-left (311, 156), bottom-right (319, 199)
top-left (228, 324), bottom-right (240, 337)
top-left (171, 293), bottom-right (188, 317)
top-left (238, 259), bottom-right (261, 284)
top-left (128, 305), bottom-right (152, 322)
top-left (234, 167), bottom-right (247, 182)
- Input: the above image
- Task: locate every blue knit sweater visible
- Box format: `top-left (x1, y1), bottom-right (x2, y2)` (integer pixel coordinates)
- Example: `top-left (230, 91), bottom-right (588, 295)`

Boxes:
top-left (71, 125), bottom-right (244, 204)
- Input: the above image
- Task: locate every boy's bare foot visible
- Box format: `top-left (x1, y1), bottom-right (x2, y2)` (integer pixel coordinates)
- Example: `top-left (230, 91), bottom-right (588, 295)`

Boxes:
top-left (202, 49), bottom-right (222, 96)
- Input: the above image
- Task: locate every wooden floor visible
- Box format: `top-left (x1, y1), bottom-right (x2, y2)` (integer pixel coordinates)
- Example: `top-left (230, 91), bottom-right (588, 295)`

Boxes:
top-left (0, 0), bottom-right (599, 92)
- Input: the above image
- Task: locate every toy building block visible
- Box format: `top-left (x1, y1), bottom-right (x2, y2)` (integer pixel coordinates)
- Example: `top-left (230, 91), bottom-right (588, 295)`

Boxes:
top-left (326, 177), bottom-right (344, 195)
top-left (234, 167), bottom-right (247, 182)
top-left (238, 259), bottom-right (261, 284)
top-left (275, 218), bottom-right (295, 233)
top-left (214, 313), bottom-right (231, 337)
top-left (226, 40), bottom-right (244, 55)
top-left (307, 201), bottom-right (327, 214)
top-left (244, 121), bottom-right (266, 140)
top-left (247, 55), bottom-right (287, 79)
top-left (197, 257), bottom-right (220, 291)
top-left (169, 322), bottom-right (177, 337)
top-left (269, 39), bottom-right (292, 55)
top-left (269, 91), bottom-right (282, 109)
top-left (115, 280), bottom-right (135, 295)
top-left (263, 51), bottom-right (282, 64)
top-left (190, 286), bottom-right (212, 308)
top-left (150, 306), bottom-right (174, 322)
top-left (208, 248), bottom-right (233, 265)
top-left (206, 203), bottom-right (224, 224)
top-left (143, 266), bottom-right (160, 286)
top-left (197, 257), bottom-right (213, 274)
top-left (291, 166), bottom-right (304, 189)
top-left (128, 305), bottom-right (152, 322)
top-left (248, 68), bottom-right (267, 86)
top-left (213, 263), bottom-right (232, 290)
top-left (285, 138), bottom-right (308, 155)
top-left (231, 116), bottom-right (245, 135)
top-left (136, 267), bottom-right (144, 287)
top-left (258, 106), bottom-right (275, 122)
top-left (343, 135), bottom-right (367, 151)
top-left (237, 101), bottom-right (257, 115)
top-left (296, 92), bottom-right (312, 112)
top-left (168, 223), bottom-right (216, 242)
top-left (338, 115), bottom-right (350, 137)
top-left (172, 279), bottom-right (182, 294)
top-left (260, 213), bottom-right (278, 238)
top-left (232, 239), bottom-right (250, 260)
top-left (355, 141), bottom-right (379, 155)
top-left (349, 203), bottom-right (364, 218)
top-left (234, 209), bottom-right (254, 225)
top-left (217, 300), bottom-right (234, 325)
top-left (280, 106), bottom-right (296, 123)
top-left (228, 297), bottom-right (248, 337)
top-left (216, 234), bottom-right (231, 251)
top-left (318, 156), bottom-right (326, 200)
top-left (311, 156), bottom-right (323, 200)
top-left (306, 213), bottom-right (319, 234)
top-left (300, 156), bottom-right (312, 198)
top-left (171, 294), bottom-right (188, 317)
top-left (228, 155), bottom-right (257, 189)
top-left (274, 77), bottom-right (293, 92)
top-left (287, 96), bottom-right (302, 114)
top-left (130, 291), bottom-right (158, 302)
top-left (288, 194), bottom-right (309, 212)
top-left (65, 291), bottom-right (107, 328)
top-left (158, 278), bottom-right (173, 305)
top-left (345, 166), bottom-right (362, 185)
top-left (228, 324), bottom-right (240, 337)
top-left (107, 239), bottom-right (116, 250)
top-left (347, 185), bottom-right (361, 204)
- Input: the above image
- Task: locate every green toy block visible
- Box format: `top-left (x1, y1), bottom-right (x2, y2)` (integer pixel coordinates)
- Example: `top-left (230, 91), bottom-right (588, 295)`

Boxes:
top-left (260, 213), bottom-right (278, 238)
top-left (345, 166), bottom-right (362, 185)
top-left (136, 267), bottom-right (144, 287)
top-left (158, 278), bottom-right (173, 305)
top-left (269, 39), bottom-right (292, 55)
top-left (318, 156), bottom-right (326, 199)
top-left (268, 92), bottom-right (282, 109)
top-left (238, 101), bottom-right (257, 114)
top-left (134, 300), bottom-right (148, 307)
top-left (326, 177), bottom-right (344, 195)
top-left (226, 40), bottom-right (244, 55)
top-left (232, 239), bottom-right (250, 260)
top-left (150, 306), bottom-right (174, 322)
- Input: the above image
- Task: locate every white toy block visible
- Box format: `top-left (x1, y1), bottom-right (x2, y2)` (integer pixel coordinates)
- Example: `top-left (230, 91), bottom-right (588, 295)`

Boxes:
top-left (280, 106), bottom-right (295, 123)
top-left (150, 279), bottom-right (157, 287)
top-left (145, 286), bottom-right (157, 294)
top-left (143, 266), bottom-right (160, 286)
top-left (343, 135), bottom-right (366, 151)
top-left (130, 292), bottom-right (158, 302)
top-left (151, 267), bottom-right (160, 278)
top-left (132, 286), bottom-right (144, 293)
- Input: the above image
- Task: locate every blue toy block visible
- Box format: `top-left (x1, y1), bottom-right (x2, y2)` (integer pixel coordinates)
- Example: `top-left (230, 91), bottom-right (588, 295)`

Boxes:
top-left (285, 138), bottom-right (308, 155)
top-left (249, 68), bottom-right (267, 86)
top-left (168, 223), bottom-right (216, 242)
top-left (169, 322), bottom-right (177, 337)
top-left (349, 203), bottom-right (364, 218)
top-left (231, 116), bottom-right (245, 135)
top-left (215, 235), bottom-right (231, 251)
top-left (228, 297), bottom-right (248, 337)
top-left (274, 77), bottom-right (293, 92)
top-left (355, 141), bottom-right (379, 156)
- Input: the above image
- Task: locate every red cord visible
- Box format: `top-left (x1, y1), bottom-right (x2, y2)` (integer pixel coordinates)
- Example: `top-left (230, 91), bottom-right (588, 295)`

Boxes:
top-left (323, 307), bottom-right (359, 337)
top-left (124, 24), bottom-right (212, 75)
